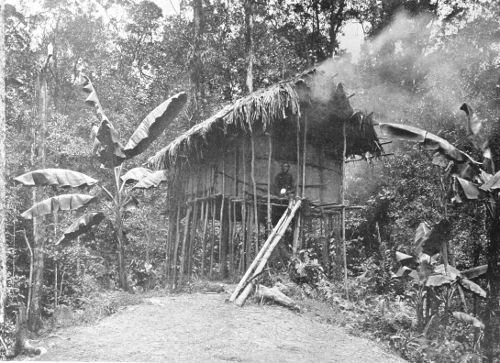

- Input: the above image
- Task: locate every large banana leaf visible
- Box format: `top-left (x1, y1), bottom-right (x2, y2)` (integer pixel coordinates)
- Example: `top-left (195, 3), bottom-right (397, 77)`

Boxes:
top-left (56, 212), bottom-right (105, 245)
top-left (414, 220), bottom-right (451, 256)
top-left (14, 168), bottom-right (97, 188)
top-left (459, 277), bottom-right (487, 298)
top-left (132, 170), bottom-right (170, 189)
top-left (124, 92), bottom-right (188, 158)
top-left (455, 177), bottom-right (481, 200)
top-left (21, 194), bottom-right (96, 219)
top-left (82, 75), bottom-right (126, 167)
top-left (379, 123), bottom-right (474, 163)
top-left (121, 167), bottom-right (153, 183)
top-left (452, 311), bottom-right (485, 329)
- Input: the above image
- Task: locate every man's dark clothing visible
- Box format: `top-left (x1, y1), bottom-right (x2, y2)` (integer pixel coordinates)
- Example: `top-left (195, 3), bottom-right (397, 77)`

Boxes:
top-left (274, 171), bottom-right (294, 195)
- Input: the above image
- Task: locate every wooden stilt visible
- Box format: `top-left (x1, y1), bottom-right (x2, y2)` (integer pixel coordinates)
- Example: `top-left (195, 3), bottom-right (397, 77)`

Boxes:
top-left (209, 200), bottom-right (215, 279)
top-left (341, 115), bottom-right (349, 300)
top-left (201, 200), bottom-right (208, 277)
top-left (292, 212), bottom-right (302, 256)
top-left (228, 200), bottom-right (233, 275)
top-left (179, 204), bottom-right (192, 286)
top-left (188, 201), bottom-right (199, 282)
top-left (219, 149), bottom-right (227, 277)
top-left (171, 204), bottom-right (181, 289)
top-left (250, 132), bottom-right (259, 251)
top-left (296, 115), bottom-right (300, 196)
top-left (165, 207), bottom-right (175, 285)
top-left (302, 113), bottom-right (307, 197)
top-left (267, 134), bottom-right (272, 234)
top-left (246, 203), bottom-right (253, 269)
top-left (242, 140), bottom-right (248, 270)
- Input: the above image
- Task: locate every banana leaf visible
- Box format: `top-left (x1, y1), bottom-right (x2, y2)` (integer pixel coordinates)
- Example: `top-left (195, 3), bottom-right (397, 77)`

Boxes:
top-left (394, 266), bottom-right (413, 278)
top-left (460, 103), bottom-right (482, 136)
top-left (124, 92), bottom-right (188, 158)
top-left (426, 273), bottom-right (455, 287)
top-left (380, 123), bottom-right (474, 163)
top-left (395, 251), bottom-right (413, 262)
top-left (132, 170), bottom-right (170, 189)
top-left (434, 264), bottom-right (461, 279)
top-left (121, 167), bottom-right (153, 184)
top-left (56, 212), bottom-right (105, 245)
top-left (480, 170), bottom-right (500, 191)
top-left (14, 168), bottom-right (97, 188)
top-left (461, 264), bottom-right (488, 279)
top-left (21, 194), bottom-right (96, 219)
top-left (452, 311), bottom-right (485, 329)
top-left (455, 177), bottom-right (481, 200)
top-left (459, 277), bottom-right (487, 298)
top-left (82, 75), bottom-right (126, 167)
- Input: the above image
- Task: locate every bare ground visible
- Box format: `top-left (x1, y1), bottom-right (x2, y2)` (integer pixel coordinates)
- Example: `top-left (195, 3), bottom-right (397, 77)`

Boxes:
top-left (27, 292), bottom-right (405, 362)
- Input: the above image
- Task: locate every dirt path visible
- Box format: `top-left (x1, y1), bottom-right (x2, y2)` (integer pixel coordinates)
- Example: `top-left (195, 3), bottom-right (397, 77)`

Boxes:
top-left (30, 293), bottom-right (404, 362)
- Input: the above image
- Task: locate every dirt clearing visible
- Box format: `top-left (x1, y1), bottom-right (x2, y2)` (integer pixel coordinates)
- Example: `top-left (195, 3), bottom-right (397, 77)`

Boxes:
top-left (28, 292), bottom-right (404, 362)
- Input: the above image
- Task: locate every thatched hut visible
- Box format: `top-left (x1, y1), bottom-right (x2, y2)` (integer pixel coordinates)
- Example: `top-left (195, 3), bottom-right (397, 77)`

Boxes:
top-left (149, 69), bottom-right (381, 287)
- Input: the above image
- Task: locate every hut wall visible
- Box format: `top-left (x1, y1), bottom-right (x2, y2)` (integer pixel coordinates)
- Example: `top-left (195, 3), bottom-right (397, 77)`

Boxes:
top-left (194, 135), bottom-right (342, 205)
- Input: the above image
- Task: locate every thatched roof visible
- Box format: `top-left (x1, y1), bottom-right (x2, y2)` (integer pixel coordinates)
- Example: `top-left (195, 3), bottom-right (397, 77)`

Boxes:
top-left (149, 70), bottom-right (381, 170)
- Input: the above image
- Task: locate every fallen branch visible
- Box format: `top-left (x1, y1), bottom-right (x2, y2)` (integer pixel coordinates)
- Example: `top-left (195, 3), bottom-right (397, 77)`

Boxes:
top-left (254, 284), bottom-right (299, 311)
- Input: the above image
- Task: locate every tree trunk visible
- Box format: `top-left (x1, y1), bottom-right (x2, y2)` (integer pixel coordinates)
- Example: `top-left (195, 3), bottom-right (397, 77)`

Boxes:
top-left (244, 0), bottom-right (254, 94)
top-left (0, 1), bottom-right (6, 327)
top-left (191, 0), bottom-right (203, 126)
top-left (28, 62), bottom-right (49, 332)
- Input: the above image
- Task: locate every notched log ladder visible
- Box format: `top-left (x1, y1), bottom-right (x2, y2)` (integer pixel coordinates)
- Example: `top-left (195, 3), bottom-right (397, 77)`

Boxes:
top-left (229, 198), bottom-right (302, 306)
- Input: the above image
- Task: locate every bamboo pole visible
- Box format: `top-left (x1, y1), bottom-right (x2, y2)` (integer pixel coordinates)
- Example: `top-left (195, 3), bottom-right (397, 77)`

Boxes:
top-left (219, 149), bottom-right (226, 276)
top-left (171, 204), bottom-right (181, 289)
top-left (179, 205), bottom-right (192, 286)
top-left (209, 200), bottom-right (215, 279)
top-left (242, 140), bottom-right (248, 269)
top-left (200, 199), bottom-right (208, 277)
top-left (53, 212), bottom-right (58, 308)
top-left (341, 115), bottom-right (349, 300)
top-left (267, 134), bottom-right (272, 234)
top-left (165, 207), bottom-right (175, 284)
top-left (228, 200), bottom-right (233, 275)
top-left (296, 115), bottom-right (300, 196)
top-left (246, 203), bottom-right (254, 269)
top-left (250, 132), bottom-right (259, 251)
top-left (292, 212), bottom-right (302, 256)
top-left (188, 201), bottom-right (199, 282)
top-left (302, 113), bottom-right (307, 197)
top-left (234, 199), bottom-right (302, 306)
top-left (230, 199), bottom-right (295, 302)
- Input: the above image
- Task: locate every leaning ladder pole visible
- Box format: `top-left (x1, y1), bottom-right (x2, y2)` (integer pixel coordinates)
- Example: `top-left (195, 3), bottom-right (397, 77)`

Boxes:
top-left (234, 199), bottom-right (302, 306)
top-left (230, 199), bottom-right (302, 305)
top-left (229, 199), bottom-right (295, 302)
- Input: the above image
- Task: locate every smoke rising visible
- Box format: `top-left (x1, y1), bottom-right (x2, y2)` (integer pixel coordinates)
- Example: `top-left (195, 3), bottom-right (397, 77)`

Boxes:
top-left (314, 11), bottom-right (500, 133)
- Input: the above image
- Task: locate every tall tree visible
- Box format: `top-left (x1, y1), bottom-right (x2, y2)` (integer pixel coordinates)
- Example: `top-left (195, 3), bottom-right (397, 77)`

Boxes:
top-left (0, 0), bottom-right (7, 328)
top-left (190, 0), bottom-right (203, 125)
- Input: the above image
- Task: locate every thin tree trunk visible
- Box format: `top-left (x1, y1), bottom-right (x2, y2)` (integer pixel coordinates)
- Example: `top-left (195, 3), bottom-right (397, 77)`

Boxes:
top-left (179, 205), bottom-right (192, 286)
top-left (267, 135), bottom-right (272, 234)
top-left (341, 115), bottom-right (348, 299)
top-left (53, 212), bottom-right (58, 308)
top-left (485, 209), bottom-right (500, 362)
top-left (113, 167), bottom-right (128, 292)
top-left (191, 0), bottom-right (203, 126)
top-left (244, 0), bottom-right (254, 94)
top-left (250, 133), bottom-right (259, 251)
top-left (0, 1), bottom-right (6, 326)
top-left (29, 60), bottom-right (49, 331)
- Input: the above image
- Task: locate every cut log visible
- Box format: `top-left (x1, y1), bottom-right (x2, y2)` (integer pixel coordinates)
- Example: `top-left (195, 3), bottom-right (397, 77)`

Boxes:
top-left (233, 199), bottom-right (302, 306)
top-left (254, 284), bottom-right (299, 311)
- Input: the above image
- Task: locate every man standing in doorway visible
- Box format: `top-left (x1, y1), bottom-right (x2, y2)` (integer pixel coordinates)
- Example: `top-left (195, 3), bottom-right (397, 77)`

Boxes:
top-left (274, 162), bottom-right (294, 197)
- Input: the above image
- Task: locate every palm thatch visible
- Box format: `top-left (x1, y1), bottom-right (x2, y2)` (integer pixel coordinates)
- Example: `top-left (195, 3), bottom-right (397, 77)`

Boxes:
top-left (149, 71), bottom-right (381, 170)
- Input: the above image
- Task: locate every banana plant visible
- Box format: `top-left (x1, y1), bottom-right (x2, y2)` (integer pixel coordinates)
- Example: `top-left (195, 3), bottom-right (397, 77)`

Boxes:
top-left (380, 104), bottom-right (500, 359)
top-left (15, 77), bottom-right (186, 291)
top-left (393, 221), bottom-right (487, 334)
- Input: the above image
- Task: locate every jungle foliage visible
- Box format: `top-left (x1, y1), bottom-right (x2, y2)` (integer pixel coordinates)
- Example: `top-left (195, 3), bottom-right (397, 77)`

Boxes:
top-left (1, 0), bottom-right (500, 362)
